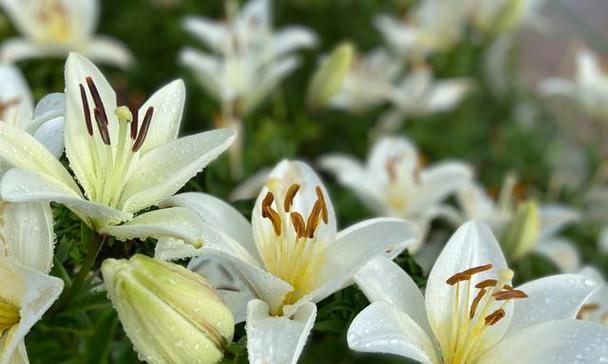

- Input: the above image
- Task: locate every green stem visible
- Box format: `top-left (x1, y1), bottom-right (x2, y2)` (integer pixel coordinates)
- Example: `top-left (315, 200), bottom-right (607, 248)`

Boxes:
top-left (55, 225), bottom-right (107, 310)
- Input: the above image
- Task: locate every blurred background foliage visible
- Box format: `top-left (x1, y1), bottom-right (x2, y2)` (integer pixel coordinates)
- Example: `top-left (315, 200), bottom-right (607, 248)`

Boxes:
top-left (0, 0), bottom-right (605, 363)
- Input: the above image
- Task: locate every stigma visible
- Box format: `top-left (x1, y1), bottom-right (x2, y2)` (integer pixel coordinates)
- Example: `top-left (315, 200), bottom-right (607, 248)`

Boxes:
top-left (441, 264), bottom-right (528, 364)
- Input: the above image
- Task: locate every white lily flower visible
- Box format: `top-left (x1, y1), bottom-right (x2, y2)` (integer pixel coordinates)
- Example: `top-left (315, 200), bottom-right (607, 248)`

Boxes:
top-left (379, 67), bottom-right (471, 131)
top-left (470, 0), bottom-right (547, 35)
top-left (578, 266), bottom-right (608, 326)
top-left (0, 53), bottom-right (235, 240)
top-left (154, 160), bottom-right (418, 364)
top-left (348, 221), bottom-right (607, 364)
top-left (328, 48), bottom-right (402, 112)
top-left (179, 0), bottom-right (317, 117)
top-left (0, 0), bottom-right (133, 68)
top-left (319, 136), bottom-right (471, 251)
top-left (457, 180), bottom-right (581, 272)
top-left (540, 49), bottom-right (608, 122)
top-left (0, 64), bottom-right (65, 160)
top-left (374, 0), bottom-right (470, 59)
top-left (0, 202), bottom-right (64, 364)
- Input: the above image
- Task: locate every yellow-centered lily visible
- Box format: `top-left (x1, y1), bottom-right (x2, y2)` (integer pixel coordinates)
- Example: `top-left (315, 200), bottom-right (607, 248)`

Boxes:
top-left (320, 136), bottom-right (472, 252)
top-left (154, 160), bottom-right (418, 364)
top-left (457, 178), bottom-right (581, 272)
top-left (0, 0), bottom-right (133, 68)
top-left (0, 53), bottom-right (235, 242)
top-left (348, 221), bottom-right (607, 364)
top-left (0, 202), bottom-right (63, 364)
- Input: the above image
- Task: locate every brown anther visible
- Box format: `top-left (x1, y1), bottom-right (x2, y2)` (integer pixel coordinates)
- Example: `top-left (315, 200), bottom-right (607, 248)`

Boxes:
top-left (576, 304), bottom-right (600, 319)
top-left (485, 308), bottom-right (506, 326)
top-left (261, 192), bottom-right (275, 218)
top-left (493, 289), bottom-right (528, 301)
top-left (130, 106), bottom-right (139, 140)
top-left (306, 200), bottom-right (323, 239)
top-left (446, 272), bottom-right (471, 286)
top-left (290, 212), bottom-right (306, 238)
top-left (93, 108), bottom-right (111, 145)
top-left (132, 107), bottom-right (154, 152)
top-left (79, 84), bottom-right (93, 135)
top-left (503, 284), bottom-right (513, 290)
top-left (85, 77), bottom-right (108, 125)
top-left (315, 186), bottom-right (328, 224)
top-left (470, 288), bottom-right (487, 319)
top-left (461, 264), bottom-right (493, 276)
top-left (265, 208), bottom-right (282, 236)
top-left (283, 184), bottom-right (300, 212)
top-left (385, 158), bottom-right (398, 182)
top-left (475, 279), bottom-right (498, 289)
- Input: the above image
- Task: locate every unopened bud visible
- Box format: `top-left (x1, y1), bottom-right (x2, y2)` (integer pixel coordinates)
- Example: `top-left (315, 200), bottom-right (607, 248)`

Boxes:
top-left (501, 201), bottom-right (540, 260)
top-left (307, 42), bottom-right (354, 110)
top-left (102, 254), bottom-right (234, 364)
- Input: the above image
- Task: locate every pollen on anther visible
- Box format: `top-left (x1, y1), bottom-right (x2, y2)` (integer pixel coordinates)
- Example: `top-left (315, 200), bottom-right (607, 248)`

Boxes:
top-left (475, 279), bottom-right (498, 289)
top-left (485, 308), bottom-right (506, 326)
top-left (284, 184), bottom-right (300, 212)
top-left (290, 212), bottom-right (306, 238)
top-left (461, 264), bottom-right (493, 276)
top-left (132, 106), bottom-right (154, 152)
top-left (79, 84), bottom-right (93, 135)
top-left (446, 272), bottom-right (471, 286)
top-left (493, 289), bottom-right (528, 301)
top-left (315, 186), bottom-right (328, 224)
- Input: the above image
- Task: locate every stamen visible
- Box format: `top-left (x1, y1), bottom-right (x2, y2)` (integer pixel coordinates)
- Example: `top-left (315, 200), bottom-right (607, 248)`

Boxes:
top-left (446, 272), bottom-right (471, 286)
top-left (385, 157), bottom-right (398, 182)
top-left (475, 279), bottom-right (497, 289)
top-left (470, 288), bottom-right (486, 319)
top-left (290, 212), bottom-right (306, 238)
top-left (461, 264), bottom-right (493, 276)
top-left (577, 304), bottom-right (600, 319)
top-left (306, 200), bottom-right (323, 239)
top-left (132, 107), bottom-right (154, 152)
top-left (79, 84), bottom-right (93, 135)
top-left (93, 108), bottom-right (111, 145)
top-left (503, 284), bottom-right (513, 290)
top-left (315, 186), bottom-right (328, 224)
top-left (493, 289), bottom-right (528, 301)
top-left (261, 192), bottom-right (275, 218)
top-left (484, 308), bottom-right (506, 326)
top-left (261, 192), bottom-right (281, 236)
top-left (85, 77), bottom-right (108, 125)
top-left (284, 184), bottom-right (300, 212)
top-left (130, 106), bottom-right (139, 140)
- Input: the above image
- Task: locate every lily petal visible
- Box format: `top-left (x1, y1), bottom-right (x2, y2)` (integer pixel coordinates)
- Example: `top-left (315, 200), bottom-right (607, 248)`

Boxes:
top-left (1, 203), bottom-right (55, 273)
top-left (425, 221), bottom-right (511, 351)
top-left (284, 218), bottom-right (417, 315)
top-left (0, 258), bottom-right (63, 364)
top-left (32, 117), bottom-right (65, 159)
top-left (538, 204), bottom-right (579, 240)
top-left (31, 93), bottom-right (65, 126)
top-left (135, 80), bottom-right (185, 154)
top-left (354, 257), bottom-right (432, 336)
top-left (84, 36), bottom-right (134, 69)
top-left (412, 161), bottom-right (472, 214)
top-left (478, 320), bottom-right (608, 364)
top-left (347, 301), bottom-right (438, 364)
top-left (506, 274), bottom-right (598, 336)
top-left (120, 128), bottom-right (235, 214)
top-left (99, 207), bottom-right (205, 244)
top-left (425, 79), bottom-right (470, 113)
top-left (0, 38), bottom-right (45, 64)
top-left (246, 299), bottom-right (316, 364)
top-left (179, 48), bottom-right (222, 100)
top-left (533, 238), bottom-right (581, 273)
top-left (182, 16), bottom-right (228, 52)
top-left (0, 121), bottom-right (79, 193)
top-left (272, 27), bottom-right (317, 57)
top-left (0, 64), bottom-right (33, 128)
top-left (1, 168), bottom-right (130, 226)
top-left (162, 192), bottom-right (258, 261)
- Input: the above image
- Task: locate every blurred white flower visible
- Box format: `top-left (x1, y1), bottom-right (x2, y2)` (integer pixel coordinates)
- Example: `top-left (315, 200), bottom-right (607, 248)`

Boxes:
top-left (0, 64), bottom-right (65, 161)
top-left (319, 136), bottom-right (472, 251)
top-left (348, 221), bottom-right (607, 364)
top-left (470, 0), bottom-right (547, 35)
top-left (0, 53), bottom-right (235, 238)
top-left (328, 48), bottom-right (401, 112)
top-left (375, 0), bottom-right (470, 59)
top-left (179, 0), bottom-right (317, 117)
top-left (540, 49), bottom-right (608, 122)
top-left (457, 178), bottom-right (581, 272)
top-left (154, 160), bottom-right (418, 364)
top-left (0, 0), bottom-right (133, 68)
top-left (578, 266), bottom-right (608, 325)
top-left (0, 202), bottom-right (64, 364)
top-left (379, 67), bottom-right (471, 131)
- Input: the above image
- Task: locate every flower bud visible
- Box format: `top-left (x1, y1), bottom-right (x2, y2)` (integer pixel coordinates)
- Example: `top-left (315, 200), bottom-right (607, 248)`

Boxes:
top-left (102, 254), bottom-right (234, 364)
top-left (307, 42), bottom-right (354, 110)
top-left (501, 201), bottom-right (540, 261)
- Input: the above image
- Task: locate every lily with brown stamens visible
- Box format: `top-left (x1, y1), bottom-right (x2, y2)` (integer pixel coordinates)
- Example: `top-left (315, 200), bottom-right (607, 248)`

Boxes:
top-left (0, 53), bottom-right (235, 243)
top-left (348, 221), bottom-right (607, 364)
top-left (153, 160), bottom-right (418, 364)
top-left (578, 266), bottom-right (608, 326)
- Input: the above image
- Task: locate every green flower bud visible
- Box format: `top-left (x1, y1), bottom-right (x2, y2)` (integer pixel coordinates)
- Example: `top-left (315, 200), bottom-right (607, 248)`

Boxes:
top-left (307, 42), bottom-right (354, 110)
top-left (501, 201), bottom-right (540, 261)
top-left (102, 254), bottom-right (234, 364)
